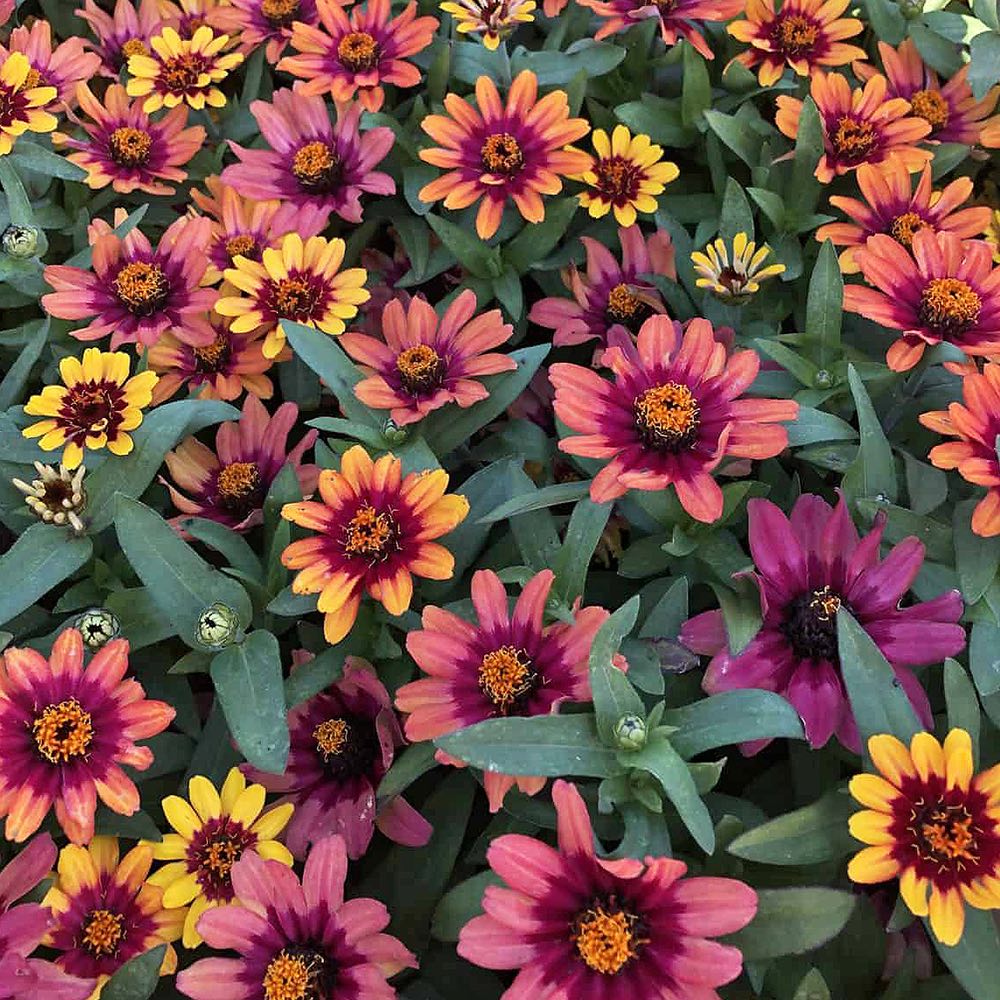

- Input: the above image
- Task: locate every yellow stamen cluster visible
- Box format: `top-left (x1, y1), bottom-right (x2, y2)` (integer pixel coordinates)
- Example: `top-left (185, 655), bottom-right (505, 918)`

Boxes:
top-left (314, 718), bottom-right (350, 759)
top-left (292, 142), bottom-right (340, 191)
top-left (910, 89), bottom-right (949, 130)
top-left (114, 261), bottom-right (170, 313)
top-left (919, 277), bottom-right (982, 335)
top-left (479, 645), bottom-right (535, 711)
top-left (82, 909), bottom-right (125, 956)
top-left (343, 503), bottom-right (394, 558)
top-left (481, 132), bottom-right (523, 174)
top-left (216, 461), bottom-right (261, 501)
top-left (108, 126), bottom-right (152, 167)
top-left (809, 584), bottom-right (842, 622)
top-left (831, 116), bottom-right (878, 161)
top-left (395, 345), bottom-right (443, 393)
top-left (33, 698), bottom-right (94, 763)
top-left (573, 906), bottom-right (641, 975)
top-left (338, 32), bottom-right (379, 72)
top-left (633, 383), bottom-right (700, 450)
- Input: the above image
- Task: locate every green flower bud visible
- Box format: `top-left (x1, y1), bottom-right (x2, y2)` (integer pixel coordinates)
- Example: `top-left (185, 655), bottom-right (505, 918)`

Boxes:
top-left (197, 602), bottom-right (241, 648)
top-left (613, 713), bottom-right (647, 752)
top-left (383, 419), bottom-right (408, 445)
top-left (1, 225), bottom-right (39, 259)
top-left (76, 608), bottom-right (120, 650)
top-left (813, 369), bottom-right (833, 389)
top-left (899, 0), bottom-right (923, 18)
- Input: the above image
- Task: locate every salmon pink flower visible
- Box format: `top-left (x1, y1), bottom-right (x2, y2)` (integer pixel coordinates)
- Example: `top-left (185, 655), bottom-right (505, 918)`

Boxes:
top-left (76, 0), bottom-right (167, 77)
top-left (682, 494), bottom-right (966, 751)
top-left (0, 19), bottom-right (101, 108)
top-left (458, 779), bottom-right (758, 996)
top-left (226, 0), bottom-right (320, 63)
top-left (550, 316), bottom-right (798, 522)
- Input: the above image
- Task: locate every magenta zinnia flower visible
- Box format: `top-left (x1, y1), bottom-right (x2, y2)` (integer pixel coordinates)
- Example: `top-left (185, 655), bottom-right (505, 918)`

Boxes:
top-left (397, 568), bottom-right (611, 812)
top-left (340, 290), bottom-right (515, 426)
top-left (244, 655), bottom-right (431, 860)
top-left (459, 779), bottom-right (758, 996)
top-left (550, 316), bottom-right (798, 523)
top-left (682, 494), bottom-right (967, 751)
top-left (162, 395), bottom-right (318, 531)
top-left (77, 0), bottom-right (168, 77)
top-left (43, 214), bottom-right (216, 349)
top-left (529, 224), bottom-right (675, 354)
top-left (222, 87), bottom-right (395, 226)
top-left (176, 836), bottom-right (416, 1000)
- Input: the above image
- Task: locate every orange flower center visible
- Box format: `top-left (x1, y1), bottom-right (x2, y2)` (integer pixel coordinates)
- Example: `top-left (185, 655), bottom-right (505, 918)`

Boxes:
top-left (606, 282), bottom-right (641, 320)
top-left (216, 461), bottom-right (261, 504)
top-left (33, 698), bottom-right (94, 763)
top-left (919, 277), bottom-right (982, 337)
top-left (24, 67), bottom-right (45, 90)
top-left (888, 211), bottom-right (929, 247)
top-left (272, 276), bottom-right (322, 320)
top-left (114, 261), bottom-right (170, 314)
top-left (188, 818), bottom-right (257, 900)
top-left (82, 909), bottom-right (125, 956)
top-left (481, 132), bottom-right (524, 175)
top-left (633, 382), bottom-right (700, 451)
top-left (160, 53), bottom-right (206, 94)
top-left (479, 645), bottom-right (535, 711)
top-left (572, 904), bottom-right (643, 975)
top-left (831, 116), bottom-right (878, 163)
top-left (338, 31), bottom-right (379, 72)
top-left (121, 38), bottom-right (150, 59)
top-left (395, 344), bottom-right (444, 394)
top-left (263, 949), bottom-right (327, 1000)
top-left (225, 234), bottom-right (259, 261)
top-left (593, 156), bottom-right (642, 205)
top-left (261, 0), bottom-right (301, 26)
top-left (910, 88), bottom-right (949, 130)
top-left (913, 801), bottom-right (979, 864)
top-left (774, 14), bottom-right (818, 56)
top-left (109, 126), bottom-right (153, 167)
top-left (292, 141), bottom-right (341, 193)
top-left (343, 502), bottom-right (396, 559)
top-left (313, 717), bottom-right (350, 759)
top-left (194, 333), bottom-right (231, 371)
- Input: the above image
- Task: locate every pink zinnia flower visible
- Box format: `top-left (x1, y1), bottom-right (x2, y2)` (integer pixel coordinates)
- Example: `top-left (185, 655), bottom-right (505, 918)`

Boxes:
top-left (222, 87), bottom-right (395, 225)
top-left (76, 0), bottom-right (167, 77)
top-left (1, 19), bottom-right (101, 107)
top-left (397, 568), bottom-right (611, 812)
top-left (459, 779), bottom-right (758, 996)
top-left (43, 214), bottom-right (216, 349)
top-left (682, 493), bottom-right (966, 751)
top-left (245, 655), bottom-right (431, 860)
top-left (529, 224), bottom-right (675, 354)
top-left (340, 290), bottom-right (515, 426)
top-left (550, 316), bottom-right (798, 523)
top-left (226, 0), bottom-right (320, 63)
top-left (162, 396), bottom-right (318, 531)
top-left (176, 836), bottom-right (416, 1000)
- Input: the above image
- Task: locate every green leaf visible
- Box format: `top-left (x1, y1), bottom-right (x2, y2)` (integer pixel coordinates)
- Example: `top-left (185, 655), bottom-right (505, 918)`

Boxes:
top-left (933, 907), bottom-right (1000, 1000)
top-left (552, 498), bottom-right (612, 604)
top-left (504, 198), bottom-right (578, 274)
top-left (0, 524), bottom-right (92, 628)
top-left (0, 318), bottom-right (47, 410)
top-left (681, 42), bottom-right (712, 127)
top-left (842, 364), bottom-right (897, 504)
top-left (724, 888), bottom-right (856, 960)
top-left (640, 578), bottom-right (688, 638)
top-left (426, 212), bottom-right (502, 279)
top-left (435, 714), bottom-right (621, 777)
top-left (0, 158), bottom-right (34, 227)
top-left (114, 496), bottom-right (252, 649)
top-left (786, 407), bottom-right (858, 446)
top-left (509, 39), bottom-right (626, 85)
top-left (665, 690), bottom-right (805, 758)
top-left (184, 517), bottom-right (263, 581)
top-left (794, 969), bottom-right (831, 1000)
top-left (970, 30), bottom-right (1000, 99)
top-left (589, 596), bottom-right (644, 742)
top-left (970, 623), bottom-right (1000, 728)
top-left (491, 265), bottom-right (522, 320)
top-left (704, 109), bottom-right (763, 167)
top-left (806, 241), bottom-right (843, 369)
top-left (711, 577), bottom-right (762, 655)
top-left (615, 95), bottom-right (697, 147)
top-left (210, 630), bottom-right (289, 774)
top-left (478, 480), bottom-right (592, 522)
top-left (727, 789), bottom-right (857, 865)
top-left (787, 97), bottom-right (824, 221)
top-left (864, 0), bottom-right (906, 42)
top-left (100, 944), bottom-right (166, 1000)
top-left (184, 699), bottom-right (241, 785)
top-left (755, 338), bottom-right (819, 387)
top-left (954, 498), bottom-right (1000, 604)
top-left (943, 658), bottom-right (980, 767)
top-left (719, 178), bottom-right (754, 243)
top-left (377, 741), bottom-right (439, 803)
top-left (9, 141), bottom-right (87, 181)
top-left (431, 871), bottom-right (503, 942)
top-left (283, 646), bottom-right (346, 706)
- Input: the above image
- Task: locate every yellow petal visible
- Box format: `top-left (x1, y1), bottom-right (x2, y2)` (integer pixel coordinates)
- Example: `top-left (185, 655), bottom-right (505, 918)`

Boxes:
top-left (162, 871), bottom-right (201, 909)
top-left (220, 768), bottom-right (246, 814)
top-left (849, 773), bottom-right (900, 811)
top-left (848, 810), bottom-right (895, 845)
top-left (229, 783), bottom-right (266, 828)
top-left (188, 776), bottom-right (222, 823)
top-left (251, 803), bottom-right (294, 840)
top-left (943, 728), bottom-right (974, 792)
top-left (899, 866), bottom-right (930, 917)
top-left (911, 731), bottom-right (946, 783)
top-left (182, 894), bottom-right (212, 950)
top-left (254, 840), bottom-right (293, 865)
top-left (928, 886), bottom-right (965, 946)
top-left (162, 796), bottom-right (202, 840)
top-left (847, 845), bottom-right (900, 884)
top-left (868, 734), bottom-right (915, 785)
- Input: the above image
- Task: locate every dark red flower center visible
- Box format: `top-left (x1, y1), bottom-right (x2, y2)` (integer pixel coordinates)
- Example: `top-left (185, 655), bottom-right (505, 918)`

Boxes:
top-left (33, 698), bottom-right (94, 763)
top-left (225, 233), bottom-right (261, 263)
top-left (781, 585), bottom-right (844, 662)
top-left (261, 0), bottom-right (301, 27)
top-left (919, 277), bottom-right (981, 338)
top-left (160, 52), bottom-right (209, 94)
top-left (268, 274), bottom-right (324, 322)
top-left (109, 126), bottom-right (153, 167)
top-left (338, 31), bottom-right (380, 72)
top-left (194, 332), bottom-right (232, 373)
top-left (312, 713), bottom-right (380, 778)
top-left (187, 817), bottom-right (257, 901)
top-left (60, 381), bottom-right (124, 441)
top-left (830, 116), bottom-right (879, 164)
top-left (888, 211), bottom-right (929, 248)
top-left (215, 461), bottom-right (264, 517)
top-left (771, 14), bottom-right (819, 56)
top-left (479, 645), bottom-right (536, 714)
top-left (81, 909), bottom-right (125, 956)
top-left (263, 945), bottom-right (334, 1000)
top-left (910, 88), bottom-right (949, 130)
top-left (593, 157), bottom-right (642, 206)
top-left (481, 132), bottom-right (524, 175)
top-left (913, 799), bottom-right (978, 864)
top-left (571, 897), bottom-right (647, 975)
top-left (114, 261), bottom-right (170, 315)
top-left (342, 502), bottom-right (398, 562)
top-left (395, 344), bottom-right (445, 395)
top-left (292, 141), bottom-right (342, 194)
top-left (633, 382), bottom-right (700, 451)
top-left (0, 79), bottom-right (30, 130)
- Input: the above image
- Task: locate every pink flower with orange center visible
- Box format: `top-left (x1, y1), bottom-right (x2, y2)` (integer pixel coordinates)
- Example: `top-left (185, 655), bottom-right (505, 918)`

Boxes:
top-left (278, 0), bottom-right (438, 113)
top-left (550, 316), bottom-right (798, 523)
top-left (0, 19), bottom-right (101, 108)
top-left (226, 0), bottom-right (320, 63)
top-left (76, 0), bottom-right (167, 77)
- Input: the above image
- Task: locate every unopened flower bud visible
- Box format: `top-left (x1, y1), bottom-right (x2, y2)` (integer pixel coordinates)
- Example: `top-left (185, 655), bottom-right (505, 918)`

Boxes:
top-left (1, 224), bottom-right (39, 259)
top-left (813, 369), bottom-right (833, 389)
top-left (382, 419), bottom-right (408, 445)
top-left (76, 608), bottom-right (120, 650)
top-left (197, 602), bottom-right (241, 648)
top-left (613, 713), bottom-right (647, 752)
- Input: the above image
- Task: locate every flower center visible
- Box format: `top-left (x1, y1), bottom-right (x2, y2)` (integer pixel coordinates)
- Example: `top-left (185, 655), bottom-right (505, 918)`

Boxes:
top-left (313, 717), bottom-right (350, 759)
top-left (263, 947), bottom-right (330, 1000)
top-left (481, 132), bottom-right (523, 175)
top-left (215, 461), bottom-right (262, 512)
top-left (194, 333), bottom-right (231, 372)
top-left (312, 711), bottom-right (380, 778)
top-left (633, 382), bottom-right (700, 451)
top-left (913, 800), bottom-right (979, 865)
top-left (24, 67), bottom-right (44, 90)
top-left (121, 38), bottom-right (150, 59)
top-left (781, 585), bottom-right (843, 662)
top-left (572, 902), bottom-right (645, 975)
top-left (888, 211), bottom-right (929, 247)
top-left (33, 698), bottom-right (94, 763)
top-left (292, 141), bottom-right (342, 193)
top-left (109, 126), bottom-right (153, 167)
top-left (593, 157), bottom-right (642, 205)
top-left (479, 645), bottom-right (536, 713)
top-left (773, 13), bottom-right (818, 55)
top-left (188, 818), bottom-right (257, 900)
top-left (831, 116), bottom-right (878, 164)
top-left (64, 383), bottom-right (117, 435)
top-left (225, 234), bottom-right (259, 262)
top-left (919, 277), bottom-right (982, 338)
top-left (261, 0), bottom-right (301, 27)
top-left (342, 502), bottom-right (396, 560)
top-left (338, 31), bottom-right (379, 72)
top-left (271, 276), bottom-right (322, 321)
top-left (910, 88), bottom-right (949, 130)
top-left (395, 344), bottom-right (444, 394)
top-left (81, 909), bottom-right (125, 956)
top-left (114, 261), bottom-right (170, 315)
top-left (160, 53), bottom-right (205, 94)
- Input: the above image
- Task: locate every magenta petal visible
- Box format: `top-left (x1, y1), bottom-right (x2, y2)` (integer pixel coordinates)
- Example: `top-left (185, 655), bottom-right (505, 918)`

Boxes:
top-left (784, 659), bottom-right (844, 749)
top-left (301, 835), bottom-right (347, 912)
top-left (747, 499), bottom-right (807, 599)
top-left (0, 834), bottom-right (56, 909)
top-left (0, 905), bottom-right (52, 955)
top-left (374, 796), bottom-right (432, 848)
top-left (865, 619), bottom-right (967, 666)
top-left (679, 609), bottom-right (727, 655)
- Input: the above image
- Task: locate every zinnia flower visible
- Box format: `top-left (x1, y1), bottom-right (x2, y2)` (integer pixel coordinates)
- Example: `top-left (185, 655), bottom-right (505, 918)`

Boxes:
top-left (550, 316), bottom-right (798, 522)
top-left (727, 0), bottom-right (865, 86)
top-left (43, 837), bottom-right (184, 990)
top-left (77, 0), bottom-right (167, 76)
top-left (418, 70), bottom-right (591, 239)
top-left (226, 0), bottom-right (320, 63)
top-left (126, 26), bottom-right (243, 112)
top-left (12, 462), bottom-right (88, 534)
top-left (42, 214), bottom-right (216, 349)
top-left (222, 88), bottom-right (396, 225)
top-left (281, 445), bottom-right (469, 644)
top-left (458, 779), bottom-right (758, 996)
top-left (244, 656), bottom-right (432, 859)
top-left (0, 19), bottom-right (101, 108)
top-left (848, 729), bottom-right (1000, 945)
top-left (176, 836), bottom-right (416, 1000)
top-left (23, 348), bottom-right (158, 470)
top-left (0, 628), bottom-right (175, 844)
top-left (438, 0), bottom-right (536, 50)
top-left (856, 39), bottom-right (999, 144)
top-left (53, 82), bottom-right (204, 196)
top-left (573, 125), bottom-right (678, 227)
top-left (0, 52), bottom-right (57, 155)
top-left (397, 569), bottom-right (612, 811)
top-left (278, 0), bottom-right (438, 113)
top-left (816, 160), bottom-right (991, 273)
top-left (215, 231), bottom-right (371, 360)
top-left (340, 290), bottom-right (515, 426)
top-left (681, 493), bottom-right (966, 750)
top-left (162, 396), bottom-right (318, 531)
top-left (529, 224), bottom-right (675, 352)
top-left (163, 0), bottom-right (243, 37)
top-left (920, 361), bottom-right (1000, 536)
top-left (691, 232), bottom-right (785, 303)
top-left (844, 229), bottom-right (1000, 371)
top-left (776, 71), bottom-right (932, 182)
top-left (145, 768), bottom-right (294, 948)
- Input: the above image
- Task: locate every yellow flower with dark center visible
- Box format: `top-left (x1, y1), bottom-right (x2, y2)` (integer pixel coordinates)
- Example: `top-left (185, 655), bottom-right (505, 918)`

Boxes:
top-left (0, 52), bottom-right (58, 156)
top-left (439, 0), bottom-right (537, 49)
top-left (22, 348), bottom-right (158, 470)
top-left (690, 233), bottom-right (785, 304)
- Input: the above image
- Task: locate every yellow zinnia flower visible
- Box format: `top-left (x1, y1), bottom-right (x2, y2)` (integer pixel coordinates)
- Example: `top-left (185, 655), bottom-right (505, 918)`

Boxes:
top-left (145, 768), bottom-right (294, 948)
top-left (691, 232), bottom-right (785, 304)
top-left (0, 52), bottom-right (58, 156)
top-left (439, 0), bottom-right (537, 49)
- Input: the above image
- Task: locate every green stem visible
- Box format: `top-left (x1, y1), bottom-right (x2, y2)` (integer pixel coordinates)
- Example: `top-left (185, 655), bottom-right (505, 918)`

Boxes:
top-left (498, 40), bottom-right (512, 88)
